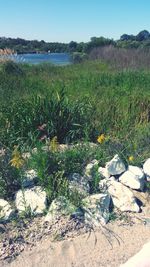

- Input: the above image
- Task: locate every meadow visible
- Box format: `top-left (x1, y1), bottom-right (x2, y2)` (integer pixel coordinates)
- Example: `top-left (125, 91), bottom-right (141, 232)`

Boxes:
top-left (1, 59), bottom-right (150, 200)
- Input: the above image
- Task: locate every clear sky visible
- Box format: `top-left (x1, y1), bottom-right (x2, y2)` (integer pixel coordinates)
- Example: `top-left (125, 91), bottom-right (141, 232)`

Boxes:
top-left (0, 0), bottom-right (150, 43)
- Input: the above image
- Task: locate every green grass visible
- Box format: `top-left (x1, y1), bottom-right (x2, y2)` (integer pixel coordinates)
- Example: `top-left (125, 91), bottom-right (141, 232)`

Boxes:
top-left (1, 60), bottom-right (150, 161)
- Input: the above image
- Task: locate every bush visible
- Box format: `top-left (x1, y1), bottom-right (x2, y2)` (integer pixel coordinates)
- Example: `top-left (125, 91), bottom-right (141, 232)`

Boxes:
top-left (1, 61), bottom-right (24, 75)
top-left (71, 52), bottom-right (87, 63)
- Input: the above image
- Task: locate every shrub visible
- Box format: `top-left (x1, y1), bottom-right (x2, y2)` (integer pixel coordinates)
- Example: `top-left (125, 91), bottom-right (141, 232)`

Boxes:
top-left (1, 61), bottom-right (24, 75)
top-left (71, 52), bottom-right (87, 63)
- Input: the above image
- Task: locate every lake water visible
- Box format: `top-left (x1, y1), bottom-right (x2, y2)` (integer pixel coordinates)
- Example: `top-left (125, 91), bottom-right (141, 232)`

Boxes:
top-left (15, 53), bottom-right (71, 65)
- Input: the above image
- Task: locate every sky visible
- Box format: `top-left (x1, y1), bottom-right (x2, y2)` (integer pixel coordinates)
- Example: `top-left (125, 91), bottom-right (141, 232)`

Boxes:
top-left (0, 0), bottom-right (150, 43)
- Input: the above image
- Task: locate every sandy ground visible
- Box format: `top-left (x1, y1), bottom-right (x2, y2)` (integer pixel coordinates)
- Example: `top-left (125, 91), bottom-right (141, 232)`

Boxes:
top-left (1, 222), bottom-right (150, 267)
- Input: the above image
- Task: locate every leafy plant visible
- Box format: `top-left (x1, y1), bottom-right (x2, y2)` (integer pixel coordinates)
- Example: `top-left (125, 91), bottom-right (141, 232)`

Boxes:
top-left (0, 147), bottom-right (21, 199)
top-left (89, 165), bottom-right (101, 194)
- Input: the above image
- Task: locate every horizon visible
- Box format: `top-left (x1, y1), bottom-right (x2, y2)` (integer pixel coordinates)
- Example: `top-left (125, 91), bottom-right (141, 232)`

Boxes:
top-left (1, 29), bottom-right (150, 44)
top-left (0, 0), bottom-right (150, 43)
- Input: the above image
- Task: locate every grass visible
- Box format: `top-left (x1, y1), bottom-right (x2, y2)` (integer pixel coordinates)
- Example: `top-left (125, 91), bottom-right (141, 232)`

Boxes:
top-left (1, 61), bottom-right (150, 154)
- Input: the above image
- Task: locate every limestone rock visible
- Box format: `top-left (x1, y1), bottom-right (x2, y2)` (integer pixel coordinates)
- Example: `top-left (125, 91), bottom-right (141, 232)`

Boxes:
top-left (45, 196), bottom-right (75, 222)
top-left (98, 167), bottom-right (110, 179)
top-left (15, 186), bottom-right (47, 215)
top-left (69, 173), bottom-right (90, 196)
top-left (22, 169), bottom-right (38, 188)
top-left (99, 177), bottom-right (115, 192)
top-left (83, 193), bottom-right (110, 225)
top-left (106, 154), bottom-right (126, 176)
top-left (108, 180), bottom-right (140, 212)
top-left (0, 199), bottom-right (15, 221)
top-left (131, 190), bottom-right (150, 207)
top-left (99, 179), bottom-right (108, 193)
top-left (143, 158), bottom-right (150, 181)
top-left (22, 152), bottom-right (31, 160)
top-left (119, 165), bottom-right (145, 191)
top-left (84, 159), bottom-right (99, 181)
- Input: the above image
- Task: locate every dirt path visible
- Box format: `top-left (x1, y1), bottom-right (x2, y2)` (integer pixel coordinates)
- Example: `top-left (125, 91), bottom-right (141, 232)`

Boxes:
top-left (1, 223), bottom-right (150, 267)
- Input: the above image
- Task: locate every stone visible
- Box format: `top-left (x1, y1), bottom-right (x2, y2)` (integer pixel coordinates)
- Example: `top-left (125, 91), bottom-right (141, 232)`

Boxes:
top-left (143, 158), bottom-right (150, 180)
top-left (98, 167), bottom-right (110, 179)
top-left (44, 196), bottom-right (75, 222)
top-left (99, 177), bottom-right (115, 192)
top-left (84, 159), bottom-right (99, 181)
top-left (106, 154), bottom-right (126, 176)
top-left (99, 179), bottom-right (108, 193)
top-left (108, 180), bottom-right (140, 212)
top-left (131, 190), bottom-right (150, 207)
top-left (22, 169), bottom-right (38, 188)
top-left (0, 199), bottom-right (15, 221)
top-left (22, 152), bottom-right (31, 160)
top-left (58, 144), bottom-right (69, 151)
top-left (83, 193), bottom-right (111, 225)
top-left (15, 186), bottom-right (47, 215)
top-left (119, 165), bottom-right (145, 191)
top-left (69, 173), bottom-right (90, 196)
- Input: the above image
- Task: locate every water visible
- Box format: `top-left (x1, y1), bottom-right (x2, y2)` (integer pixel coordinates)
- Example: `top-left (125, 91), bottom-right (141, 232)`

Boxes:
top-left (15, 53), bottom-right (71, 65)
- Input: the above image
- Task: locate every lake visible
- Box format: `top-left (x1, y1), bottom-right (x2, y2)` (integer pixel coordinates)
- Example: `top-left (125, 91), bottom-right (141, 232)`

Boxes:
top-left (15, 53), bottom-right (71, 65)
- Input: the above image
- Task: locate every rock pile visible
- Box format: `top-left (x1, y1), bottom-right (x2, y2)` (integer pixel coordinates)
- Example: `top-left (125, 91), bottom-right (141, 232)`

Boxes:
top-left (0, 154), bottom-right (149, 228)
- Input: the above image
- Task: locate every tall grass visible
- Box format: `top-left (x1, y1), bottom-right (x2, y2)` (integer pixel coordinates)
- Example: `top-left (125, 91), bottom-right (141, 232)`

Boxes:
top-left (89, 45), bottom-right (150, 70)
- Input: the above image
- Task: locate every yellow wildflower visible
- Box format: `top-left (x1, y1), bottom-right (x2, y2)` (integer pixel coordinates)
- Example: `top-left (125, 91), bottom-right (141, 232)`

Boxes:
top-left (10, 147), bottom-right (24, 169)
top-left (97, 134), bottom-right (105, 144)
top-left (128, 156), bottom-right (134, 162)
top-left (49, 136), bottom-right (59, 152)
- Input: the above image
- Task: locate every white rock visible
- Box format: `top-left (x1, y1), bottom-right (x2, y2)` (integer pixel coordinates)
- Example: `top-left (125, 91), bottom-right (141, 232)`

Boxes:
top-left (143, 158), bottom-right (150, 180)
top-left (69, 173), bottom-right (90, 196)
top-left (84, 159), bottom-right (99, 180)
top-left (99, 179), bottom-right (108, 193)
top-left (15, 186), bottom-right (47, 215)
top-left (22, 169), bottom-right (38, 187)
top-left (98, 167), bottom-right (110, 179)
top-left (120, 241), bottom-right (150, 267)
top-left (106, 154), bottom-right (126, 176)
top-left (119, 165), bottom-right (145, 190)
top-left (99, 177), bottom-right (115, 192)
top-left (22, 152), bottom-right (31, 160)
top-left (0, 199), bottom-right (15, 221)
top-left (45, 196), bottom-right (75, 222)
top-left (83, 193), bottom-right (110, 225)
top-left (108, 180), bottom-right (140, 212)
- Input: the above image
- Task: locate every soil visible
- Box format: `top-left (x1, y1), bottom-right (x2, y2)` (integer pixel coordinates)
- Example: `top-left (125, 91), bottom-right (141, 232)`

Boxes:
top-left (0, 212), bottom-right (150, 267)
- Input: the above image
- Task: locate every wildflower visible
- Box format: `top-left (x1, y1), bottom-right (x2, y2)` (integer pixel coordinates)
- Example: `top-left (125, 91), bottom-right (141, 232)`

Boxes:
top-left (10, 147), bottom-right (24, 169)
top-left (49, 136), bottom-right (59, 152)
top-left (128, 156), bottom-right (134, 162)
top-left (97, 134), bottom-right (105, 144)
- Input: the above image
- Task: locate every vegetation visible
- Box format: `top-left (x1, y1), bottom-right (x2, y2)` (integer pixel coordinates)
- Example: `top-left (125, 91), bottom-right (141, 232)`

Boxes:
top-left (1, 30), bottom-right (150, 55)
top-left (89, 45), bottom-right (150, 70)
top-left (1, 55), bottom-right (150, 207)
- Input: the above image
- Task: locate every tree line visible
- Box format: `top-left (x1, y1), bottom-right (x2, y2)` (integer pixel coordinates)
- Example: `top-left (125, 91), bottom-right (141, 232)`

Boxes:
top-left (0, 30), bottom-right (150, 54)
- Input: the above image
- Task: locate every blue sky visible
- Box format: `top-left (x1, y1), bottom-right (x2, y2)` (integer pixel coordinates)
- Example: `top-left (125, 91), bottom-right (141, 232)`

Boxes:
top-left (0, 0), bottom-right (150, 42)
